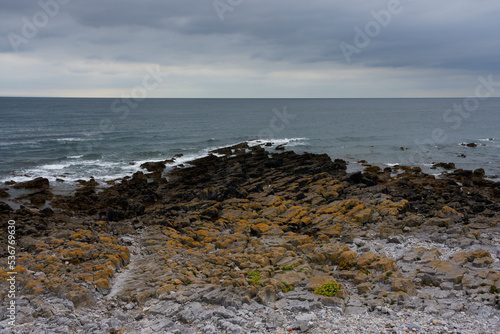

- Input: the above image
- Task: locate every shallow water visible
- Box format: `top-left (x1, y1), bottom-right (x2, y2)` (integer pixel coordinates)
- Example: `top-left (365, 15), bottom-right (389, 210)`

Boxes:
top-left (1, 97), bottom-right (499, 187)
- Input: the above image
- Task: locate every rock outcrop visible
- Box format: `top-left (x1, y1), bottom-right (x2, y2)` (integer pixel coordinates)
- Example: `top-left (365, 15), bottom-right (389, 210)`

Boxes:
top-left (1, 142), bottom-right (499, 333)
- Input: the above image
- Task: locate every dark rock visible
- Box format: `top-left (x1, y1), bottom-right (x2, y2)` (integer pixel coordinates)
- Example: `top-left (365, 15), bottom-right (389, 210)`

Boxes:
top-left (364, 166), bottom-right (382, 173)
top-left (411, 167), bottom-right (422, 173)
top-left (13, 177), bottom-right (50, 189)
top-left (333, 159), bottom-right (347, 170)
top-left (0, 202), bottom-right (13, 213)
top-left (473, 168), bottom-right (485, 178)
top-left (0, 188), bottom-right (9, 198)
top-left (433, 162), bottom-right (456, 170)
top-left (107, 209), bottom-right (125, 222)
top-left (76, 178), bottom-right (99, 187)
top-left (450, 169), bottom-right (473, 179)
top-left (17, 189), bottom-right (53, 205)
top-left (224, 186), bottom-right (247, 199)
top-left (140, 161), bottom-right (166, 173)
top-left (348, 172), bottom-right (363, 183)
top-left (363, 172), bottom-right (380, 183)
top-left (41, 207), bottom-right (54, 217)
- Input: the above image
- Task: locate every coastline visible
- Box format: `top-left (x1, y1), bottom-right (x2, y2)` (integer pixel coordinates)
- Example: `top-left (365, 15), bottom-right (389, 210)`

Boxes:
top-left (1, 141), bottom-right (500, 333)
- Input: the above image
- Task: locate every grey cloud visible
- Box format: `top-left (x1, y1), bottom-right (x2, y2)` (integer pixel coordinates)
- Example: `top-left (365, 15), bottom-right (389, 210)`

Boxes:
top-left (1, 0), bottom-right (500, 97)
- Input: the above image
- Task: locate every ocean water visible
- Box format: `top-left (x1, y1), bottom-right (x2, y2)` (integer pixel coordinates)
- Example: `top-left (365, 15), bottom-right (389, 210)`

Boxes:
top-left (1, 97), bottom-right (499, 188)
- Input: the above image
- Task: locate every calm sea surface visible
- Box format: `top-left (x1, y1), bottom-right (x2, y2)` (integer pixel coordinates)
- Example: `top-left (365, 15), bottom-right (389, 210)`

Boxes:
top-left (1, 97), bottom-right (499, 187)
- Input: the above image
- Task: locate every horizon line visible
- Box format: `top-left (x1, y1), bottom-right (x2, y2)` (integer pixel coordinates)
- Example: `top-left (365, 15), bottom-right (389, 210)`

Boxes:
top-left (2, 96), bottom-right (499, 99)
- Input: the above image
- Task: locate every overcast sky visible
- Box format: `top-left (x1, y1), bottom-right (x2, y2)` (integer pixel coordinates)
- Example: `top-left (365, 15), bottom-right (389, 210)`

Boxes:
top-left (1, 0), bottom-right (500, 98)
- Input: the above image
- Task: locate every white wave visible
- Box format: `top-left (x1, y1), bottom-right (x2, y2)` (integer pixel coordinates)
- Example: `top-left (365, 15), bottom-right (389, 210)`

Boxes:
top-left (42, 163), bottom-right (71, 170)
top-left (0, 140), bottom-right (41, 147)
top-left (0, 159), bottom-right (128, 184)
top-left (54, 137), bottom-right (88, 142)
top-left (0, 137), bottom-right (87, 147)
top-left (2, 138), bottom-right (312, 187)
top-left (248, 137), bottom-right (308, 147)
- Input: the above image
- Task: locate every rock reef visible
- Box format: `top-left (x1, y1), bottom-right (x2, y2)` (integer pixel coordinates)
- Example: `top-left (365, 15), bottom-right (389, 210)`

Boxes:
top-left (1, 142), bottom-right (499, 333)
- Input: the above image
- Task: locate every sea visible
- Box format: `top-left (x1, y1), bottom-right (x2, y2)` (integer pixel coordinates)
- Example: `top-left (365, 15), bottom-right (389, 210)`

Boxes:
top-left (1, 97), bottom-right (499, 191)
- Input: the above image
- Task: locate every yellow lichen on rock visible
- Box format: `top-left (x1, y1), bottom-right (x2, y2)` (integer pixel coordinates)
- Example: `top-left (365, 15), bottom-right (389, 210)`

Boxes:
top-left (315, 199), bottom-right (373, 225)
top-left (377, 199), bottom-right (409, 216)
top-left (0, 220), bottom-right (131, 306)
top-left (251, 222), bottom-right (272, 235)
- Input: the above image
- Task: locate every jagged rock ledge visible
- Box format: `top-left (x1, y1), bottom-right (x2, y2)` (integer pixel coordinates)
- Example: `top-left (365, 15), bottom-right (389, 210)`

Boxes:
top-left (1, 142), bottom-right (500, 333)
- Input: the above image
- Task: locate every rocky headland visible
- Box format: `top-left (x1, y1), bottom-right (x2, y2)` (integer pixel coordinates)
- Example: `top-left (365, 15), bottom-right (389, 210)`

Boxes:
top-left (1, 142), bottom-right (500, 333)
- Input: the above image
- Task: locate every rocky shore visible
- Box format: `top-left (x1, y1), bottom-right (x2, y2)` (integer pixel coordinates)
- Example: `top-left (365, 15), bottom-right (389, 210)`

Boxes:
top-left (1, 142), bottom-right (500, 333)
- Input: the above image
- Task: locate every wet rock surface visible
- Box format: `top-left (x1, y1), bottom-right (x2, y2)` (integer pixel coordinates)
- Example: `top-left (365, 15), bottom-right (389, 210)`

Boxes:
top-left (1, 142), bottom-right (499, 333)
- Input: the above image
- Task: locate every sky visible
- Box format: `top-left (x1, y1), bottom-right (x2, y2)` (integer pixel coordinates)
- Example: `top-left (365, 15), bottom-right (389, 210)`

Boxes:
top-left (1, 0), bottom-right (500, 98)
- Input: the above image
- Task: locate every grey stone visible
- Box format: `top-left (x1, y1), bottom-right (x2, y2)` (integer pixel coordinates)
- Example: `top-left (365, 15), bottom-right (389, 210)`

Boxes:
top-left (408, 322), bottom-right (420, 331)
top-left (447, 302), bottom-right (464, 311)
top-left (81, 316), bottom-right (101, 331)
top-left (228, 317), bottom-right (247, 326)
top-left (292, 313), bottom-right (317, 332)
top-left (202, 324), bottom-right (219, 334)
top-left (217, 320), bottom-right (245, 334)
top-left (107, 317), bottom-right (122, 331)
top-left (199, 310), bottom-right (215, 321)
top-left (347, 296), bottom-right (364, 307)
top-left (353, 238), bottom-right (366, 247)
top-left (48, 325), bottom-right (72, 334)
top-left (171, 325), bottom-right (197, 334)
top-left (31, 298), bottom-right (58, 320)
top-left (148, 301), bottom-right (182, 317)
top-left (345, 306), bottom-right (367, 315)
top-left (150, 318), bottom-right (175, 332)
top-left (266, 312), bottom-right (286, 329)
top-left (16, 306), bottom-right (35, 324)
top-left (112, 310), bottom-right (130, 321)
top-left (124, 302), bottom-right (135, 310)
top-left (387, 236), bottom-right (403, 244)
top-left (120, 236), bottom-right (134, 245)
top-left (420, 274), bottom-right (442, 287)
top-left (213, 306), bottom-right (236, 319)
top-left (424, 305), bottom-right (441, 315)
top-left (279, 299), bottom-right (319, 312)
top-left (442, 311), bottom-right (455, 319)
top-left (178, 302), bottom-right (204, 323)
top-left (440, 282), bottom-right (454, 290)
top-left (202, 289), bottom-right (242, 308)
top-left (319, 296), bottom-right (345, 312)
